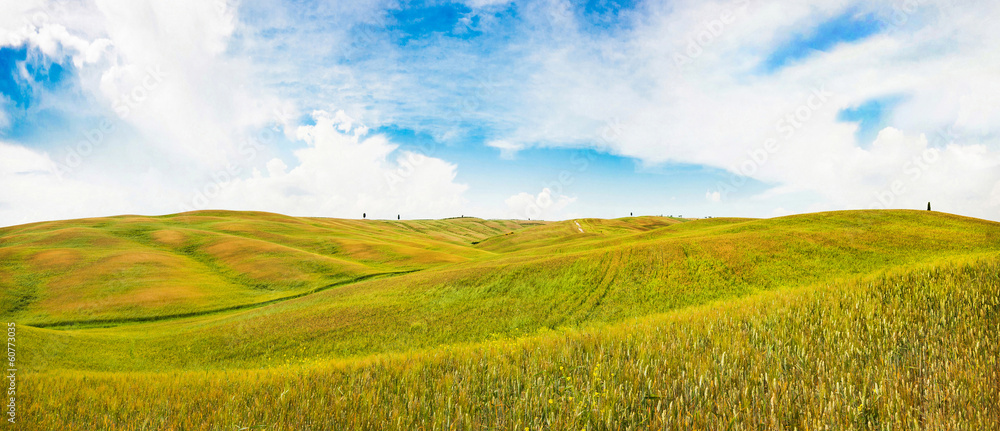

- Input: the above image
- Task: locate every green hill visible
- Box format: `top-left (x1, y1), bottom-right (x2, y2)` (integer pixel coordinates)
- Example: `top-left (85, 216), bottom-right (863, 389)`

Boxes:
top-left (3, 209), bottom-right (999, 429)
top-left (0, 211), bottom-right (544, 326)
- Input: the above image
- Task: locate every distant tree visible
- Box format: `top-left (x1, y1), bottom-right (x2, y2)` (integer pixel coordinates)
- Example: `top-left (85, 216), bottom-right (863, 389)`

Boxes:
top-left (927, 202), bottom-right (931, 211)
top-left (363, 213), bottom-right (366, 219)
top-left (398, 214), bottom-right (400, 220)
top-left (630, 212), bottom-right (633, 217)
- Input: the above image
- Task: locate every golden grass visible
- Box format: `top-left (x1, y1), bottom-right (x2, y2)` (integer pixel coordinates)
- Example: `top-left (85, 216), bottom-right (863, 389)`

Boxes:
top-left (16, 258), bottom-right (999, 430)
top-left (0, 212), bottom-right (544, 326)
top-left (3, 209), bottom-right (1000, 429)
top-left (8, 210), bottom-right (1000, 365)
top-left (150, 229), bottom-right (187, 247)
top-left (26, 248), bottom-right (83, 270)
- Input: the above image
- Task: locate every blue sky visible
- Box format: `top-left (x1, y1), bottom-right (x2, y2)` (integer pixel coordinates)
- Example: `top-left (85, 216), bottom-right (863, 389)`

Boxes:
top-left (0, 0), bottom-right (999, 226)
top-left (0, 45), bottom-right (77, 143)
top-left (761, 9), bottom-right (883, 73)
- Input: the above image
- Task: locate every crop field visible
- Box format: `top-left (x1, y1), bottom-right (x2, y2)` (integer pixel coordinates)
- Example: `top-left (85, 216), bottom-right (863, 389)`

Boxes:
top-left (2, 209), bottom-right (999, 429)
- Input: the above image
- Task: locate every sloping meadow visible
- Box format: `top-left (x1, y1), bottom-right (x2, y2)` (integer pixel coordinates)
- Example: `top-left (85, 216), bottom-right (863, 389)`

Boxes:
top-left (18, 257), bottom-right (999, 430)
top-left (5, 210), bottom-right (1000, 428)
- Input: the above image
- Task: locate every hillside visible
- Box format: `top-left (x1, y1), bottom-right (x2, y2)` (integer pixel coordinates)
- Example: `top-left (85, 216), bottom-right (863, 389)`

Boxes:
top-left (5, 209), bottom-right (1000, 373)
top-left (0, 211), bottom-right (545, 326)
top-left (18, 257), bottom-right (1000, 430)
top-left (3, 209), bottom-right (1000, 429)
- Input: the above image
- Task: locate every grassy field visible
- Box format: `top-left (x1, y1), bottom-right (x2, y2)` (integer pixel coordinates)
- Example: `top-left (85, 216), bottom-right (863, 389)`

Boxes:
top-left (2, 209), bottom-right (999, 429)
top-left (0, 212), bottom-right (544, 326)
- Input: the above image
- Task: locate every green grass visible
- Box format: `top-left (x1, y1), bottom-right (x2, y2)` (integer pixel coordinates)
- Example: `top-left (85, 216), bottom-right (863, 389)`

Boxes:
top-left (0, 211), bottom-right (543, 326)
top-left (2, 209), bottom-right (999, 429)
top-left (16, 258), bottom-right (999, 430)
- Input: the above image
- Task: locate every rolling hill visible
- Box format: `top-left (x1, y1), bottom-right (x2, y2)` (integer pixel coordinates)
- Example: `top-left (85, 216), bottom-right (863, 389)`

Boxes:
top-left (3, 209), bottom-right (999, 429)
top-left (0, 211), bottom-right (544, 326)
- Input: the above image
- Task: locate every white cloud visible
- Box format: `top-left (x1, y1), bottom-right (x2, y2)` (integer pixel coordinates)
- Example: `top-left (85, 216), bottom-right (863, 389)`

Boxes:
top-left (0, 0), bottom-right (288, 167)
top-left (0, 141), bottom-right (132, 226)
top-left (265, 158), bottom-right (287, 177)
top-left (3, 0), bottom-right (1000, 225)
top-left (89, 0), bottom-right (288, 167)
top-left (505, 187), bottom-right (575, 220)
top-left (199, 110), bottom-right (469, 219)
top-left (1, 1), bottom-right (112, 67)
top-left (0, 1), bottom-right (474, 226)
top-left (481, 0), bottom-right (1000, 221)
top-left (0, 109), bottom-right (470, 227)
top-left (486, 139), bottom-right (524, 160)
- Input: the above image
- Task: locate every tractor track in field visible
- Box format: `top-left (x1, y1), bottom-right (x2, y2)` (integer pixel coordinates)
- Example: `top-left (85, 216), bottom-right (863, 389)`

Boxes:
top-left (579, 251), bottom-right (621, 323)
top-left (27, 269), bottom-right (419, 330)
top-left (549, 250), bottom-right (621, 328)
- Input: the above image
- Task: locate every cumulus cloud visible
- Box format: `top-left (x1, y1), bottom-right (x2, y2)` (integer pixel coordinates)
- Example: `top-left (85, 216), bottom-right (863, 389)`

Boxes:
top-left (90, 0), bottom-right (290, 166)
top-left (818, 127), bottom-right (1000, 212)
top-left (0, 1), bottom-right (471, 226)
top-left (243, 0), bottom-right (1000, 221)
top-left (482, 0), bottom-right (1000, 220)
top-left (505, 187), bottom-right (575, 220)
top-left (194, 110), bottom-right (468, 219)
top-left (1, 1), bottom-right (112, 67)
top-left (3, 0), bottom-right (1000, 225)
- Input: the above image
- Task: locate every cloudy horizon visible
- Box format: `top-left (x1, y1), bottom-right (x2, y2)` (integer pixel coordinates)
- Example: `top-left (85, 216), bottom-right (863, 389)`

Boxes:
top-left (2, 0), bottom-right (999, 227)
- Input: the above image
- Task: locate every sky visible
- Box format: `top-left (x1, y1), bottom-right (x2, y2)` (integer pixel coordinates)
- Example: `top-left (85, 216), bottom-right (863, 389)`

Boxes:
top-left (1, 0), bottom-right (999, 226)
